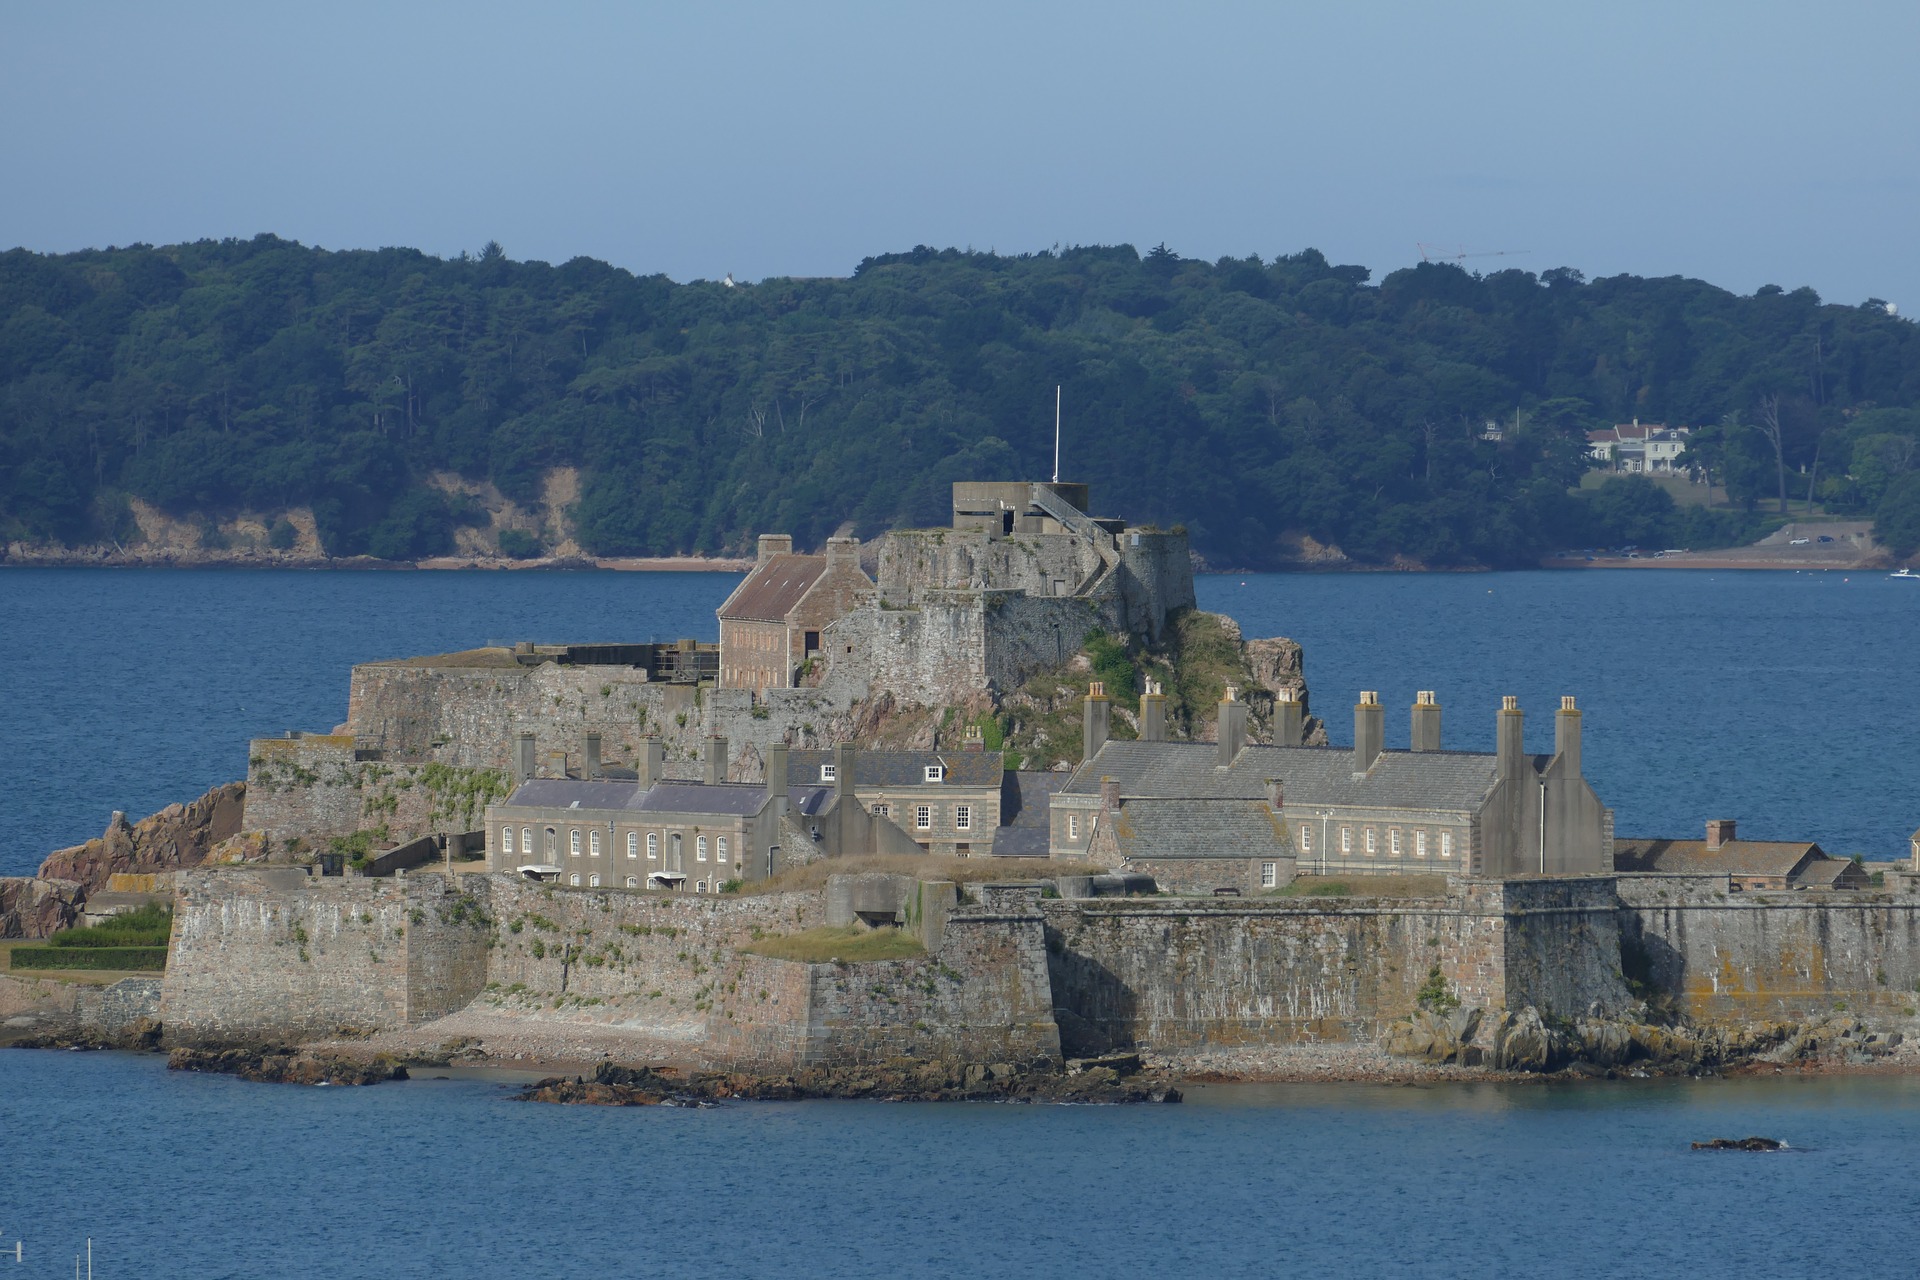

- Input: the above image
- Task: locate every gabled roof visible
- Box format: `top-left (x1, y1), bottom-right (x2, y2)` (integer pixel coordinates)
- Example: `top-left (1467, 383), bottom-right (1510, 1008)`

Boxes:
top-left (1063, 741), bottom-right (1507, 813)
top-left (1793, 858), bottom-right (1865, 888)
top-left (787, 749), bottom-right (1003, 789)
top-left (1614, 837), bottom-right (1825, 877)
top-left (503, 779), bottom-right (645, 810)
top-left (1104, 798), bottom-right (1295, 861)
top-left (992, 771), bottom-right (1067, 857)
top-left (717, 553), bottom-right (826, 623)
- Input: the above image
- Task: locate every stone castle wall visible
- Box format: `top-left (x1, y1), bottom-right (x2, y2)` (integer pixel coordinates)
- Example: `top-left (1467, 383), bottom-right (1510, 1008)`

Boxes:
top-left (1039, 879), bottom-right (1632, 1053)
top-left (244, 737), bottom-right (509, 846)
top-left (1621, 883), bottom-right (1920, 1021)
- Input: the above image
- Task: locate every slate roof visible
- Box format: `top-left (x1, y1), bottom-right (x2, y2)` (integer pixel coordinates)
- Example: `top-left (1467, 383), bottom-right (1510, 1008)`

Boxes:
top-left (787, 749), bottom-right (1003, 789)
top-left (1613, 837), bottom-right (1825, 877)
top-left (992, 771), bottom-right (1068, 857)
top-left (1104, 798), bottom-right (1295, 861)
top-left (718, 553), bottom-right (826, 623)
top-left (1793, 858), bottom-right (1865, 889)
top-left (499, 778), bottom-right (832, 818)
top-left (1063, 741), bottom-right (1511, 812)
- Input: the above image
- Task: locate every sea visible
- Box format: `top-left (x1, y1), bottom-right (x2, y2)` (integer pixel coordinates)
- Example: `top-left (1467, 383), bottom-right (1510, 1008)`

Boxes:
top-left (3, 565), bottom-right (1919, 1278)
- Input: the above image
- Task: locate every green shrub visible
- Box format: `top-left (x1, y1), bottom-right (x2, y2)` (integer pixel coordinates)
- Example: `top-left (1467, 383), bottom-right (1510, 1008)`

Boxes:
top-left (267, 517), bottom-right (298, 550)
top-left (47, 902), bottom-right (172, 948)
top-left (12, 946), bottom-right (167, 971)
top-left (498, 528), bottom-right (543, 559)
top-left (1415, 965), bottom-right (1459, 1013)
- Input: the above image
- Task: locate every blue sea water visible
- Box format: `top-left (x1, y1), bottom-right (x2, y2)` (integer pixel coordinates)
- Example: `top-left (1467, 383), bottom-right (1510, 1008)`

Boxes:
top-left (2, 1050), bottom-right (1920, 1279)
top-left (2, 566), bottom-right (1915, 875)
top-left (3, 565), bottom-right (1920, 1277)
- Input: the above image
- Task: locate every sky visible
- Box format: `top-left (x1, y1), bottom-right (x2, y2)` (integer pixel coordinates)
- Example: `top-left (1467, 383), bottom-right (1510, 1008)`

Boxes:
top-left (3, 1), bottom-right (1918, 306)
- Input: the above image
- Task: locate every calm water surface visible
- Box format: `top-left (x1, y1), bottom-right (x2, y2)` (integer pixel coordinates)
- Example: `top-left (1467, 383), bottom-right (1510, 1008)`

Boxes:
top-left (1, 1050), bottom-right (1917, 1278)
top-left (2, 566), bottom-right (1914, 874)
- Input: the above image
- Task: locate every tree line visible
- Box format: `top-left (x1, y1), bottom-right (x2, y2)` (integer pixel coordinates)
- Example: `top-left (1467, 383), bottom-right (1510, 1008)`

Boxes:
top-left (3, 234), bottom-right (1918, 564)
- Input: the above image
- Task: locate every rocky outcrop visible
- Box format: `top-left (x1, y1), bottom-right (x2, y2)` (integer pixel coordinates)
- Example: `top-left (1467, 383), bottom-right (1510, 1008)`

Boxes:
top-left (0, 877), bottom-right (84, 939)
top-left (166, 1045), bottom-right (409, 1085)
top-left (1381, 1005), bottom-right (1894, 1075)
top-left (513, 1056), bottom-right (1182, 1106)
top-left (37, 782), bottom-right (245, 896)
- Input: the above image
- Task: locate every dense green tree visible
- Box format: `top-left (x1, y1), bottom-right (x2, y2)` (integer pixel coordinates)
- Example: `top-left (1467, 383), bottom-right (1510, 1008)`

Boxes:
top-left (4, 236), bottom-right (1920, 564)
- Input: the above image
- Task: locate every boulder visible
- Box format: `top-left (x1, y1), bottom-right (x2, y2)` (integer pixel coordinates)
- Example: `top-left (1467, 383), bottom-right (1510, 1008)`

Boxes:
top-left (0, 877), bottom-right (84, 939)
top-left (37, 782), bottom-right (245, 895)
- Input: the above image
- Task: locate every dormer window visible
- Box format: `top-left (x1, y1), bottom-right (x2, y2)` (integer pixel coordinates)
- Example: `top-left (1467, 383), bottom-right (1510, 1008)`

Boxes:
top-left (925, 764), bottom-right (944, 783)
top-left (820, 764), bottom-right (836, 783)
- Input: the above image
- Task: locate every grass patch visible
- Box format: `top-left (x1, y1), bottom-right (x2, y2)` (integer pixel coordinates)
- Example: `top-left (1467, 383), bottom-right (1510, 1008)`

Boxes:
top-left (734, 855), bottom-right (1106, 897)
top-left (45, 902), bottom-right (172, 948)
top-left (742, 925), bottom-right (926, 964)
top-left (11, 946), bottom-right (167, 972)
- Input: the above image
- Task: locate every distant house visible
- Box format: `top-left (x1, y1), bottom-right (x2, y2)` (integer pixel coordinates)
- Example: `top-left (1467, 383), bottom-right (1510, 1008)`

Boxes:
top-left (716, 534), bottom-right (873, 695)
top-left (1586, 421), bottom-right (1692, 475)
top-left (786, 747), bottom-right (1003, 857)
top-left (1082, 782), bottom-right (1297, 894)
top-left (1614, 820), bottom-right (1869, 890)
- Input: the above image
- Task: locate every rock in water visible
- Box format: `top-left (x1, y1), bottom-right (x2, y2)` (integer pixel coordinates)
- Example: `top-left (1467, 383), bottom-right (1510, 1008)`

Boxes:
top-left (1691, 1137), bottom-right (1784, 1151)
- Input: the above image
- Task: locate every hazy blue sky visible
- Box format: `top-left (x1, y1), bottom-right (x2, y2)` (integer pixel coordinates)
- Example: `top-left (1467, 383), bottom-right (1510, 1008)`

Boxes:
top-left (4, 2), bottom-right (1917, 304)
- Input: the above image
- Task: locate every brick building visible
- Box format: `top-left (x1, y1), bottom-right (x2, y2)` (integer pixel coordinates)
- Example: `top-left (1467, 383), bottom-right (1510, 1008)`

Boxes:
top-left (717, 534), bottom-right (874, 695)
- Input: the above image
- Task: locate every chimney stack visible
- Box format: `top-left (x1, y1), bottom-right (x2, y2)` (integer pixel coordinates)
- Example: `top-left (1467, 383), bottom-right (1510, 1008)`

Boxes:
top-left (1100, 776), bottom-right (1121, 812)
top-left (1140, 679), bottom-right (1167, 742)
top-left (1353, 691), bottom-right (1384, 774)
top-left (1410, 691), bottom-right (1441, 753)
top-left (514, 732), bottom-right (536, 783)
top-left (638, 736), bottom-right (663, 788)
top-left (1218, 685), bottom-right (1247, 767)
top-left (757, 533), bottom-right (794, 563)
top-left (962, 723), bottom-right (985, 751)
top-left (766, 742), bottom-right (789, 811)
top-left (1555, 696), bottom-right (1582, 777)
top-left (1083, 682), bottom-right (1111, 762)
top-left (1274, 686), bottom-right (1305, 747)
top-left (705, 736), bottom-right (729, 786)
top-left (1496, 696), bottom-right (1525, 781)
top-left (584, 732), bottom-right (603, 780)
top-left (1265, 778), bottom-right (1285, 811)
top-left (824, 535), bottom-right (860, 571)
top-left (834, 743), bottom-right (857, 803)
top-left (546, 750), bottom-right (569, 779)
top-left (1706, 819), bottom-right (1736, 851)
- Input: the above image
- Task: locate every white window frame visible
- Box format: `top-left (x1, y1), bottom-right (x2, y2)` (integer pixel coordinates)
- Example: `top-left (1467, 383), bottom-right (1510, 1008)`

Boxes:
top-left (589, 873), bottom-right (601, 888)
top-left (697, 836), bottom-right (709, 862)
top-left (1365, 828), bottom-right (1376, 854)
top-left (915, 805), bottom-right (932, 831)
top-left (568, 873), bottom-right (580, 886)
top-left (502, 827), bottom-right (516, 856)
top-left (1441, 831), bottom-right (1454, 859)
top-left (590, 830), bottom-right (602, 857)
top-left (626, 831), bottom-right (638, 859)
top-left (924, 764), bottom-right (944, 783)
top-left (820, 764), bottom-right (836, 783)
top-left (1390, 828), bottom-right (1402, 856)
top-left (872, 802), bottom-right (890, 818)
top-left (1261, 861), bottom-right (1278, 888)
top-left (522, 827), bottom-right (533, 856)
top-left (955, 805), bottom-right (971, 831)
top-left (717, 837), bottom-right (728, 864)
top-left (625, 876), bottom-right (637, 888)
top-left (1340, 827), bottom-right (1352, 854)
top-left (1416, 830), bottom-right (1428, 858)
top-left (1068, 814), bottom-right (1079, 840)
top-left (1300, 824), bottom-right (1312, 853)
top-left (647, 832), bottom-right (659, 861)
top-left (569, 829), bottom-right (582, 856)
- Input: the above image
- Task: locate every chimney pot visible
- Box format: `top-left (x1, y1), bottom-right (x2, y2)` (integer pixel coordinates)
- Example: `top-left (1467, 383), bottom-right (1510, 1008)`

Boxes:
top-left (1706, 819), bottom-right (1737, 850)
top-left (1353, 692), bottom-right (1385, 773)
top-left (1218, 691), bottom-right (1248, 766)
top-left (1554, 696), bottom-right (1583, 777)
top-left (1140, 681), bottom-right (1167, 742)
top-left (1410, 691), bottom-right (1442, 752)
top-left (1083, 685), bottom-right (1112, 761)
top-left (1496, 697), bottom-right (1525, 780)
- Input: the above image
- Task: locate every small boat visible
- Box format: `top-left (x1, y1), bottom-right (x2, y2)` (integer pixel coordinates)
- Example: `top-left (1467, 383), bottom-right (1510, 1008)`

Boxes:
top-left (1892, 568), bottom-right (1919, 580)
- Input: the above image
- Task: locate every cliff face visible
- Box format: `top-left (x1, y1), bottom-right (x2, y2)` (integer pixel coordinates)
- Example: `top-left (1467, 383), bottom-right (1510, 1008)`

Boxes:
top-left (38, 782), bottom-right (245, 897)
top-left (0, 876), bottom-right (84, 939)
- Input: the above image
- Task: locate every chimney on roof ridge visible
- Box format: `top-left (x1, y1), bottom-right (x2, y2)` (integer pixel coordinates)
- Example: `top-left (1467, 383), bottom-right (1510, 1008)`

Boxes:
top-left (1411, 690), bottom-right (1441, 753)
top-left (1218, 687), bottom-right (1248, 766)
top-left (705, 735), bottom-right (728, 786)
top-left (584, 732), bottom-right (603, 780)
top-left (1100, 776), bottom-right (1121, 812)
top-left (515, 732), bottom-right (536, 783)
top-left (766, 741), bottom-right (789, 811)
top-left (1275, 685), bottom-right (1304, 747)
top-left (1555, 695), bottom-right (1582, 777)
top-left (757, 533), bottom-right (794, 563)
top-left (1141, 678), bottom-right (1167, 742)
top-left (834, 743), bottom-right (856, 802)
top-left (547, 750), bottom-right (569, 779)
top-left (1083, 682), bottom-right (1111, 762)
top-left (1497, 696), bottom-right (1525, 781)
top-left (638, 736), bottom-right (663, 789)
top-left (824, 535), bottom-right (859, 570)
top-left (962, 723), bottom-right (984, 751)
top-left (1353, 691), bottom-right (1384, 774)
top-left (1706, 819), bottom-right (1736, 850)
top-left (1266, 778), bottom-right (1285, 811)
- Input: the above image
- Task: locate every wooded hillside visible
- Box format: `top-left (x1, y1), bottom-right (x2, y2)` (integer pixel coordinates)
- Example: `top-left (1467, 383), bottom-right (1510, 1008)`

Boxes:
top-left (4, 236), bottom-right (1918, 564)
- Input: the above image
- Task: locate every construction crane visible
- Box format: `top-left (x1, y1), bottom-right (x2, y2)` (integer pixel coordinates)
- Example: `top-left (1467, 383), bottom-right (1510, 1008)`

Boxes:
top-left (1416, 243), bottom-right (1530, 265)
